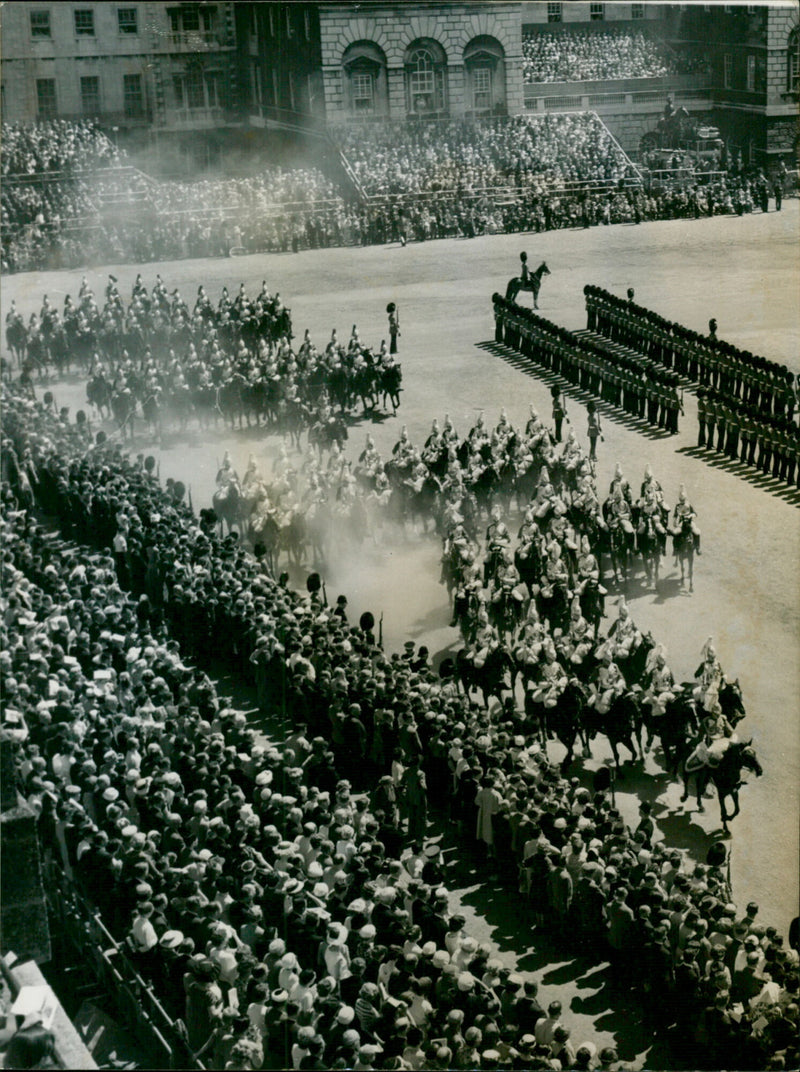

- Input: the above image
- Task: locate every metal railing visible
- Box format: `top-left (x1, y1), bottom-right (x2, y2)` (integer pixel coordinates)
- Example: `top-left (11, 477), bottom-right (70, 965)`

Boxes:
top-left (47, 876), bottom-right (205, 1070)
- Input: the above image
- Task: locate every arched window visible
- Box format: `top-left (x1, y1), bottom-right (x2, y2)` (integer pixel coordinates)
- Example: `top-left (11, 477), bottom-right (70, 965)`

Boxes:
top-left (463, 36), bottom-right (506, 116)
top-left (788, 27), bottom-right (799, 94)
top-left (404, 39), bottom-right (447, 116)
top-left (343, 41), bottom-right (388, 117)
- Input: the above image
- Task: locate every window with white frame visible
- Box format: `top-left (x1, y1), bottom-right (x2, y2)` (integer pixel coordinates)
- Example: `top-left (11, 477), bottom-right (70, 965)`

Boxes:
top-left (473, 66), bottom-right (492, 111)
top-left (631, 3), bottom-right (645, 19)
top-left (409, 50), bottom-right (435, 98)
top-left (547, 2), bottom-right (562, 22)
top-left (352, 70), bottom-right (374, 112)
top-left (80, 75), bottom-right (100, 114)
top-left (37, 78), bottom-right (57, 118)
top-left (74, 9), bottom-right (95, 35)
top-left (724, 53), bottom-right (733, 88)
top-left (30, 10), bottom-right (51, 37)
top-left (123, 73), bottom-right (143, 116)
top-left (746, 54), bottom-right (755, 90)
top-left (118, 8), bottom-right (138, 34)
top-left (590, 3), bottom-right (605, 21)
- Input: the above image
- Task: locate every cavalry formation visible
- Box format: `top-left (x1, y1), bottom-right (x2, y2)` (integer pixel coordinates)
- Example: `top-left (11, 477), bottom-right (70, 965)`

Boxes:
top-left (6, 274), bottom-right (403, 447)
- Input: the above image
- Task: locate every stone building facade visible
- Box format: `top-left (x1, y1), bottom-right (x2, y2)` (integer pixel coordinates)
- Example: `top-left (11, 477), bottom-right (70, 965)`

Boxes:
top-left (0, 1), bottom-right (239, 132)
top-left (318, 2), bottom-right (523, 123)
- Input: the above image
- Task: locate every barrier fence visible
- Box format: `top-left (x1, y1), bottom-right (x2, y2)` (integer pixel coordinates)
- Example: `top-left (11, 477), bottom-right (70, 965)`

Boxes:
top-left (46, 872), bottom-right (205, 1071)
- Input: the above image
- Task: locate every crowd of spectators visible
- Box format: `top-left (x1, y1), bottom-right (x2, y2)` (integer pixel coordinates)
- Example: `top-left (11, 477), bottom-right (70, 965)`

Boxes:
top-left (521, 30), bottom-right (709, 85)
top-left (2, 119), bottom-right (124, 177)
top-left (2, 380), bottom-right (799, 1070)
top-left (3, 114), bottom-right (791, 275)
top-left (334, 115), bottom-right (638, 197)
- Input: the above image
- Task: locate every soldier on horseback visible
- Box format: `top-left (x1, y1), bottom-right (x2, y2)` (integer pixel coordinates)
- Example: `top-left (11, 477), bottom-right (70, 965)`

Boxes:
top-left (216, 450), bottom-right (239, 487)
top-left (588, 651), bottom-right (626, 714)
top-left (672, 484), bottom-right (701, 554)
top-left (642, 644), bottom-right (677, 720)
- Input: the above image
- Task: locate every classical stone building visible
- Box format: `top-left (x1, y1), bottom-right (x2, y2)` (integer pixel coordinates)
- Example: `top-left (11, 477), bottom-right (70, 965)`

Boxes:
top-left (0, 1), bottom-right (239, 132)
top-left (317, 2), bottom-right (523, 123)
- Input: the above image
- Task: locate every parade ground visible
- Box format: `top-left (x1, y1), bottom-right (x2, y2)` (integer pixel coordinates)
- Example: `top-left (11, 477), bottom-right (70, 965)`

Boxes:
top-left (4, 204), bottom-right (799, 1064)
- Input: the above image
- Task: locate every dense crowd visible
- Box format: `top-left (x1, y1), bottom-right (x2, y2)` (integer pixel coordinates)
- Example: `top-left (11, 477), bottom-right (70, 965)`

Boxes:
top-left (3, 112), bottom-right (791, 275)
top-left (334, 115), bottom-right (638, 197)
top-left (1, 119), bottom-right (125, 177)
top-left (2, 380), bottom-right (798, 1071)
top-left (521, 30), bottom-right (709, 84)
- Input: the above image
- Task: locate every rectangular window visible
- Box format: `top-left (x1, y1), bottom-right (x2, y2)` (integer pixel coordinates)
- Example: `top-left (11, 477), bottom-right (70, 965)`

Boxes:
top-left (80, 75), bottom-right (100, 114)
top-left (185, 69), bottom-right (204, 109)
top-left (181, 7), bottom-right (199, 32)
top-left (123, 72), bottom-right (143, 116)
top-left (746, 54), bottom-right (755, 90)
top-left (74, 9), bottom-right (95, 36)
top-left (723, 53), bottom-right (733, 88)
top-left (36, 78), bottom-right (57, 118)
top-left (631, 3), bottom-right (645, 18)
top-left (790, 42), bottom-right (799, 93)
top-left (547, 2), bottom-right (562, 22)
top-left (352, 71), bottom-right (374, 112)
top-left (590, 3), bottom-right (605, 21)
top-left (118, 8), bottom-right (138, 34)
top-left (30, 10), bottom-right (51, 37)
top-left (473, 66), bottom-right (492, 110)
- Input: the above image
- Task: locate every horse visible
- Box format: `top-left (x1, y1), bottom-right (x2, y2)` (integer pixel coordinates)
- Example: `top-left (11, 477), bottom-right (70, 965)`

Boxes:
top-left (528, 678), bottom-right (589, 772)
top-left (647, 686), bottom-right (699, 774)
top-left (5, 312), bottom-right (27, 364)
top-left (672, 515), bottom-right (695, 592)
top-left (505, 262), bottom-right (551, 309)
top-left (212, 481), bottom-right (242, 536)
top-left (456, 645), bottom-right (512, 707)
top-left (584, 690), bottom-right (644, 773)
top-left (379, 364), bottom-right (403, 415)
top-left (308, 417), bottom-right (348, 457)
top-left (681, 739), bottom-right (763, 833)
top-left (606, 521), bottom-right (631, 586)
top-left (87, 374), bottom-right (112, 418)
top-left (718, 679), bottom-right (746, 727)
top-left (637, 516), bottom-right (662, 589)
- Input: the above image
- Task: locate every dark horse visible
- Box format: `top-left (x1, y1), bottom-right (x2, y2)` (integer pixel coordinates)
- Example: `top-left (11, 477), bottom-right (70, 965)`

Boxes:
top-left (672, 515), bottom-right (695, 592)
top-left (527, 679), bottom-right (589, 772)
top-left (457, 645), bottom-right (512, 706)
top-left (681, 740), bottom-right (763, 834)
top-left (505, 261), bottom-right (550, 309)
top-left (584, 691), bottom-right (644, 774)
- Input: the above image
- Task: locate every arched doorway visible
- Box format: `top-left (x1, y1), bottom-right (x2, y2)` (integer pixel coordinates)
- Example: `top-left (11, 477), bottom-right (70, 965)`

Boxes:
top-left (463, 36), bottom-right (506, 117)
top-left (404, 39), bottom-right (448, 118)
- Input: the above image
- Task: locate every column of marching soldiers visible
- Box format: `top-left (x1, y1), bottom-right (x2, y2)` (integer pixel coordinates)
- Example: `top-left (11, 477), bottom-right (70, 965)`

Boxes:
top-left (492, 288), bottom-right (799, 488)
